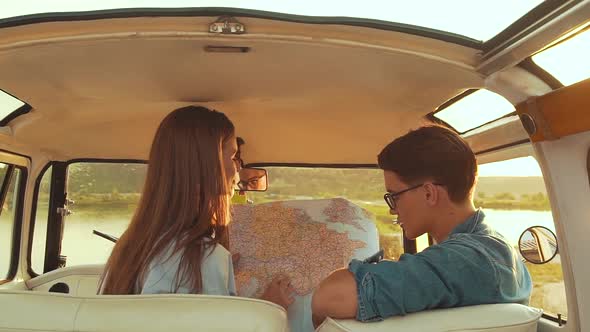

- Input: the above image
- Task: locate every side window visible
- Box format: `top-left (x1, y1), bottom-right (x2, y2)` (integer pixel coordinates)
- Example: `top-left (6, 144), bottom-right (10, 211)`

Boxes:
top-left (61, 163), bottom-right (146, 266)
top-left (475, 156), bottom-right (566, 318)
top-left (246, 167), bottom-right (404, 260)
top-left (30, 166), bottom-right (52, 273)
top-left (0, 164), bottom-right (10, 277)
top-left (0, 165), bottom-right (23, 280)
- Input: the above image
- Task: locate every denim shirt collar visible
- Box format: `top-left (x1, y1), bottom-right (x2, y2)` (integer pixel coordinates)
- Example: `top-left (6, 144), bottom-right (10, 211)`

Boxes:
top-left (449, 208), bottom-right (486, 236)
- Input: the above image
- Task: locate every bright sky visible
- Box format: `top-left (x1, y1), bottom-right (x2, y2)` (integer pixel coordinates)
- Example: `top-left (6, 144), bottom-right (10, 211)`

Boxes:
top-left (0, 90), bottom-right (24, 119)
top-left (3, 0), bottom-right (543, 41)
top-left (478, 156), bottom-right (543, 177)
top-left (435, 89), bottom-right (515, 133)
top-left (533, 27), bottom-right (590, 86)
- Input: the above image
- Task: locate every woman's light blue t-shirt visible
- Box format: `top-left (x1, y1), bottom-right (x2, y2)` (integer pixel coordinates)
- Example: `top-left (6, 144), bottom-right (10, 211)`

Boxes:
top-left (140, 242), bottom-right (236, 296)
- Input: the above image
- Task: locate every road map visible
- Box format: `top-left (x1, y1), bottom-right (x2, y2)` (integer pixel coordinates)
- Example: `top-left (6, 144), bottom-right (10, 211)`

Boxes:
top-left (229, 198), bottom-right (379, 332)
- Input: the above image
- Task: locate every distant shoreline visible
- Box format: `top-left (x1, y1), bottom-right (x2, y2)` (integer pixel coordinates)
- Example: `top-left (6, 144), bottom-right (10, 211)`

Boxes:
top-left (34, 192), bottom-right (553, 216)
top-left (474, 199), bottom-right (551, 211)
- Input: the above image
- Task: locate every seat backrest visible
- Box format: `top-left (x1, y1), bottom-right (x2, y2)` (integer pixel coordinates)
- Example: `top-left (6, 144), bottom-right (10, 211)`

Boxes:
top-left (316, 303), bottom-right (542, 332)
top-left (26, 264), bottom-right (103, 296)
top-left (0, 290), bottom-right (288, 332)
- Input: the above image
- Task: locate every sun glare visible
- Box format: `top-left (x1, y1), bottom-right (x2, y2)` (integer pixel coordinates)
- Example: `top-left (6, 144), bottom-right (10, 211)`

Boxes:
top-left (533, 27), bottom-right (590, 86)
top-left (0, 90), bottom-right (24, 120)
top-left (3, 0), bottom-right (542, 41)
top-left (434, 90), bottom-right (515, 133)
top-left (478, 156), bottom-right (543, 177)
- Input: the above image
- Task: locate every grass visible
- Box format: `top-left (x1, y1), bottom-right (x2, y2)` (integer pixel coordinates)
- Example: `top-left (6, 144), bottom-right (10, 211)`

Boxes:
top-left (36, 196), bottom-right (138, 219)
top-left (355, 202), bottom-right (403, 259)
top-left (526, 262), bottom-right (567, 317)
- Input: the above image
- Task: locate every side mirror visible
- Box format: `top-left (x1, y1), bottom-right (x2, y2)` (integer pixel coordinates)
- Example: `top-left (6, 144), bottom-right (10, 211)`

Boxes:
top-left (518, 226), bottom-right (558, 264)
top-left (236, 168), bottom-right (268, 191)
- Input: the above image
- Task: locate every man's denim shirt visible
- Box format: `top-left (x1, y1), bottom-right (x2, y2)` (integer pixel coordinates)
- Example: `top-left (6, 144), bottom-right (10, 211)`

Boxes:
top-left (348, 209), bottom-right (533, 321)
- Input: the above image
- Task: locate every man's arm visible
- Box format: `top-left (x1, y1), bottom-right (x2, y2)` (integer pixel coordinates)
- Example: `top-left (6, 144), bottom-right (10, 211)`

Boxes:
top-left (312, 242), bottom-right (504, 327)
top-left (311, 268), bottom-right (358, 328)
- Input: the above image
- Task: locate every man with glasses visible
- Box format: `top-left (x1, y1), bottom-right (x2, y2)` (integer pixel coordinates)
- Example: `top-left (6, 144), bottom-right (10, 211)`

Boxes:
top-left (311, 125), bottom-right (532, 327)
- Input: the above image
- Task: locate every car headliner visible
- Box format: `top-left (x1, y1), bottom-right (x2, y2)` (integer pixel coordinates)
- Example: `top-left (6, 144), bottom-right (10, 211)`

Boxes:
top-left (0, 15), bottom-right (541, 164)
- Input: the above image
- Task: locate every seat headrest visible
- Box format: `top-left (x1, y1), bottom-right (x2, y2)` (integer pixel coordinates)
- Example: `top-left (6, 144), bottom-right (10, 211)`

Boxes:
top-left (317, 303), bottom-right (542, 332)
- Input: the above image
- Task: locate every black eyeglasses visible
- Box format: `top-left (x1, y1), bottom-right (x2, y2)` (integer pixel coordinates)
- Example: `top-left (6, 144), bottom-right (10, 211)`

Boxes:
top-left (383, 183), bottom-right (444, 210)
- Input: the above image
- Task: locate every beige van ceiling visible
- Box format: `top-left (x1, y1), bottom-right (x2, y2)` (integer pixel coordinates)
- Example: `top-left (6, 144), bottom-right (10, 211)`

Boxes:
top-left (0, 16), bottom-right (485, 163)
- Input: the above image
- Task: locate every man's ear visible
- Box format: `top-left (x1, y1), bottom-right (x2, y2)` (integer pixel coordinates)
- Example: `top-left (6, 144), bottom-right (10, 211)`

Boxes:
top-left (423, 183), bottom-right (439, 206)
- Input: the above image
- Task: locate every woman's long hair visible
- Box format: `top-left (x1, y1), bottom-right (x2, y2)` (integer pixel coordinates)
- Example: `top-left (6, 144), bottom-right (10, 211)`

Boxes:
top-left (99, 106), bottom-right (235, 294)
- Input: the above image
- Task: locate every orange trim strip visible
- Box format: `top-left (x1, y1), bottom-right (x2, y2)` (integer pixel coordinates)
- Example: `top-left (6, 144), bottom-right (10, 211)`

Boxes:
top-left (516, 78), bottom-right (590, 142)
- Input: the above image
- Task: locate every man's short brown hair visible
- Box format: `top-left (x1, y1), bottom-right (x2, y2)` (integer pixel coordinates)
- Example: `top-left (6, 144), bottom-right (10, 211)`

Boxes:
top-left (378, 125), bottom-right (477, 203)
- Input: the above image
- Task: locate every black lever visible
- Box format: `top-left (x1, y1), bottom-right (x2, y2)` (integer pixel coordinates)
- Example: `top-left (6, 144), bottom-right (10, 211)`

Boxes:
top-left (93, 230), bottom-right (119, 243)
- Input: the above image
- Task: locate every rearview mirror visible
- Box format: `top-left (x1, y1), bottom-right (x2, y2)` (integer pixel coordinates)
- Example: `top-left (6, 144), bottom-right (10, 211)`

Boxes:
top-left (236, 168), bottom-right (268, 191)
top-left (518, 226), bottom-right (558, 264)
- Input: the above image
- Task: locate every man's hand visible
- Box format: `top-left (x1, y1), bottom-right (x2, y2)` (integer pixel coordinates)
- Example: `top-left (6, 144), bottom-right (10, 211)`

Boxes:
top-left (261, 275), bottom-right (296, 310)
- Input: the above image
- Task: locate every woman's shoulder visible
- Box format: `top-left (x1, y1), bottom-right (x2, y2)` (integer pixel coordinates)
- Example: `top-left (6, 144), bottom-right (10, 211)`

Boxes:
top-left (141, 247), bottom-right (186, 294)
top-left (203, 243), bottom-right (231, 264)
top-left (141, 241), bottom-right (231, 294)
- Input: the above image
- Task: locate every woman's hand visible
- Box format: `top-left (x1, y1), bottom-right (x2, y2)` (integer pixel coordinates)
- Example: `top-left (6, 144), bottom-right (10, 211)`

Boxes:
top-left (261, 275), bottom-right (296, 310)
top-left (231, 253), bottom-right (241, 265)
